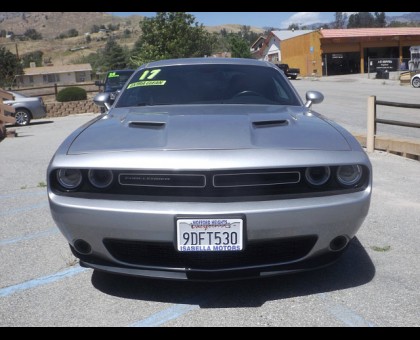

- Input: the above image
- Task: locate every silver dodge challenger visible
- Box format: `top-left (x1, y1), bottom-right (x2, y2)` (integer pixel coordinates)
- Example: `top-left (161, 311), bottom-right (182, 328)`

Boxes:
top-left (47, 58), bottom-right (372, 281)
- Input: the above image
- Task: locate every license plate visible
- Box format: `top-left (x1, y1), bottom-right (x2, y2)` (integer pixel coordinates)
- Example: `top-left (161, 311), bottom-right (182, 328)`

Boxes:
top-left (176, 218), bottom-right (243, 252)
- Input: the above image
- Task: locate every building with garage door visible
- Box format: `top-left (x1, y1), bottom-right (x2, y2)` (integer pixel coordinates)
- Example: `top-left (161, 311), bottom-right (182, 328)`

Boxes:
top-left (255, 27), bottom-right (420, 77)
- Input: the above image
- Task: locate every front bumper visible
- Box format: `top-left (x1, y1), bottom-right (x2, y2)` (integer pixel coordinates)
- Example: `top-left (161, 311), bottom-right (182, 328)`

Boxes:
top-left (49, 187), bottom-right (371, 280)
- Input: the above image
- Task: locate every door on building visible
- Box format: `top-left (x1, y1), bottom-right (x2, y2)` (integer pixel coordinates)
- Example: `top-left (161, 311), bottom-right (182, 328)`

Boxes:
top-left (322, 52), bottom-right (360, 76)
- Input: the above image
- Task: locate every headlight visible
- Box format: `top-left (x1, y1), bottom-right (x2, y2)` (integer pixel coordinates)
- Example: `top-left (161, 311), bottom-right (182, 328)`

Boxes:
top-left (88, 169), bottom-right (114, 189)
top-left (336, 165), bottom-right (363, 187)
top-left (305, 166), bottom-right (331, 186)
top-left (57, 169), bottom-right (82, 190)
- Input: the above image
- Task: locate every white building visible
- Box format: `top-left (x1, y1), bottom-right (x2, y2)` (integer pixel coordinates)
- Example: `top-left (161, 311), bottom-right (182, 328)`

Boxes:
top-left (18, 64), bottom-right (93, 87)
top-left (254, 30), bottom-right (314, 63)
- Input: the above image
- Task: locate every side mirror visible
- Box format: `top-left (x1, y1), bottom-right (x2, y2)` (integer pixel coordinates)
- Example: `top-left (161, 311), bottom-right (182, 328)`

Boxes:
top-left (95, 80), bottom-right (104, 87)
top-left (304, 91), bottom-right (324, 108)
top-left (93, 92), bottom-right (112, 111)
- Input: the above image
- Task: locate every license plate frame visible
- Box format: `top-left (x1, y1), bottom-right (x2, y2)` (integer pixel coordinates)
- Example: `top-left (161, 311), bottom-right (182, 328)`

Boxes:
top-left (176, 217), bottom-right (244, 252)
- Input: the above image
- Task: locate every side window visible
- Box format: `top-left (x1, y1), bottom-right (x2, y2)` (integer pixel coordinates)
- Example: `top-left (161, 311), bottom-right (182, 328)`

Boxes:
top-left (273, 78), bottom-right (290, 102)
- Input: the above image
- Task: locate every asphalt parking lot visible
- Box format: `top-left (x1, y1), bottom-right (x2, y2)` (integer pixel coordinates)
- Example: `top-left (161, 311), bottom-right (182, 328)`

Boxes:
top-left (1, 77), bottom-right (419, 326)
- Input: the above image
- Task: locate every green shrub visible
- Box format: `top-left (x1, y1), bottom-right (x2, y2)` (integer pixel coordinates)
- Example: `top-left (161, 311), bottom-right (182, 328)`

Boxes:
top-left (56, 87), bottom-right (87, 102)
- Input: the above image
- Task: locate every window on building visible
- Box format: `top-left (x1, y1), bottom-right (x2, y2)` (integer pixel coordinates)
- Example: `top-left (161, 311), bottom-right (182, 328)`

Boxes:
top-left (75, 71), bottom-right (86, 83)
top-left (43, 74), bottom-right (60, 83)
top-left (29, 76), bottom-right (34, 84)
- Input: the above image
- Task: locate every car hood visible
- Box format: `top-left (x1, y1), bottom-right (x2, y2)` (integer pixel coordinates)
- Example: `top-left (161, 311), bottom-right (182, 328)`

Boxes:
top-left (67, 105), bottom-right (351, 154)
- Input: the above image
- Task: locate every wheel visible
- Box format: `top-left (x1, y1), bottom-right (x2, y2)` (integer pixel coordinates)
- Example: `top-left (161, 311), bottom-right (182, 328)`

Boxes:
top-left (290, 75), bottom-right (297, 80)
top-left (14, 108), bottom-right (31, 126)
top-left (412, 77), bottom-right (420, 88)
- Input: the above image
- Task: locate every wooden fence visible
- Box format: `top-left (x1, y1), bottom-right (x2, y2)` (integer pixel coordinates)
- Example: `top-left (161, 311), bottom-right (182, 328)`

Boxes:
top-left (11, 82), bottom-right (100, 100)
top-left (366, 96), bottom-right (420, 159)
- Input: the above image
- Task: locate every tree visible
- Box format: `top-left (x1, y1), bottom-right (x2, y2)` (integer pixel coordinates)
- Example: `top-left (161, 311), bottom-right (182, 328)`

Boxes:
top-left (374, 12), bottom-right (386, 27)
top-left (56, 28), bottom-right (79, 39)
top-left (67, 28), bottom-right (79, 37)
top-left (263, 27), bottom-right (279, 35)
top-left (347, 12), bottom-right (387, 28)
top-left (21, 50), bottom-right (44, 68)
top-left (388, 20), bottom-right (420, 27)
top-left (238, 25), bottom-right (260, 45)
top-left (130, 12), bottom-right (215, 66)
top-left (123, 29), bottom-right (131, 38)
top-left (102, 38), bottom-right (128, 70)
top-left (73, 52), bottom-right (103, 72)
top-left (107, 23), bottom-right (120, 31)
top-left (220, 28), bottom-right (228, 37)
top-left (0, 46), bottom-right (23, 88)
top-left (229, 34), bottom-right (252, 58)
top-left (90, 24), bottom-right (100, 34)
top-left (288, 23), bottom-right (300, 30)
top-left (334, 12), bottom-right (347, 28)
top-left (23, 28), bottom-right (42, 40)
top-left (347, 12), bottom-right (375, 28)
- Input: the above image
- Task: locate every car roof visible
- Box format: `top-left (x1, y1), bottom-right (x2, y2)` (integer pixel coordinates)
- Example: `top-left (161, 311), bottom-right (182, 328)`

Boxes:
top-left (107, 69), bottom-right (135, 73)
top-left (143, 58), bottom-right (274, 69)
top-left (8, 91), bottom-right (27, 98)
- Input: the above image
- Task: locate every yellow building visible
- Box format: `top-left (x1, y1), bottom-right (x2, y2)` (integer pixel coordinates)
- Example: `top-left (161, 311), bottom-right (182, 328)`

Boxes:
top-left (255, 28), bottom-right (420, 77)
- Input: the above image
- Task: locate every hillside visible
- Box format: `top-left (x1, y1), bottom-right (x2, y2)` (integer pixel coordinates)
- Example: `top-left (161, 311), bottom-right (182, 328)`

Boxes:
top-left (0, 12), bottom-right (143, 39)
top-left (0, 12), bottom-right (264, 67)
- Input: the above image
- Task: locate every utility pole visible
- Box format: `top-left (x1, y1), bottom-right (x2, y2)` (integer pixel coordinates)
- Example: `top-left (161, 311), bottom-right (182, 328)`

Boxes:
top-left (15, 43), bottom-right (19, 59)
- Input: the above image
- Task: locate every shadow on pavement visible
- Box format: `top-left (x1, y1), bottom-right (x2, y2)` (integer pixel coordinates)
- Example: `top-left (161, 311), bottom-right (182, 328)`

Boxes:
top-left (91, 237), bottom-right (375, 308)
top-left (23, 120), bottom-right (54, 126)
top-left (7, 120), bottom-right (54, 128)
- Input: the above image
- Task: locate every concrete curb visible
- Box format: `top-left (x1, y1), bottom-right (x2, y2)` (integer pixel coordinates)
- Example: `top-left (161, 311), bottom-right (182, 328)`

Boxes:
top-left (353, 133), bottom-right (420, 161)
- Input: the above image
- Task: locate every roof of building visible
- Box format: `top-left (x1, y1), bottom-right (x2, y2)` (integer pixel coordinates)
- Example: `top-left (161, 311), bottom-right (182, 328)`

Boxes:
top-left (23, 64), bottom-right (92, 76)
top-left (321, 27), bottom-right (420, 39)
top-left (250, 35), bottom-right (266, 49)
top-left (272, 30), bottom-right (315, 41)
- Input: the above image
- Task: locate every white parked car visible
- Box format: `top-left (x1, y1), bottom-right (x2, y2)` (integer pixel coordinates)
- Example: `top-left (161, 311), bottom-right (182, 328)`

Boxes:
top-left (411, 73), bottom-right (420, 88)
top-left (4, 91), bottom-right (47, 126)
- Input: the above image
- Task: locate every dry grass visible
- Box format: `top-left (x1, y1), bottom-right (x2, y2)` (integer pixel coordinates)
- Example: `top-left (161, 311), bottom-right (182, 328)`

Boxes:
top-left (0, 12), bottom-right (264, 67)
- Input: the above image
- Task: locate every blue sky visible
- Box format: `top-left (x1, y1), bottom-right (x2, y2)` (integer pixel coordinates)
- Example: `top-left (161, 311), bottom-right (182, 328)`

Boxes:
top-left (111, 12), bottom-right (410, 29)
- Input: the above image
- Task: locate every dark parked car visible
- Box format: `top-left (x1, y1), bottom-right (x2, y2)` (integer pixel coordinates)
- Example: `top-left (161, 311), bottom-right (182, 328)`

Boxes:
top-left (4, 91), bottom-right (47, 126)
top-left (48, 58), bottom-right (372, 281)
top-left (94, 69), bottom-right (135, 113)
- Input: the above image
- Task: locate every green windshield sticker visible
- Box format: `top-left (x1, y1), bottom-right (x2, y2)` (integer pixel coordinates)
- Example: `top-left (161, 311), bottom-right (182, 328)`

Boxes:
top-left (108, 72), bottom-right (119, 78)
top-left (127, 80), bottom-right (167, 89)
top-left (139, 69), bottom-right (161, 80)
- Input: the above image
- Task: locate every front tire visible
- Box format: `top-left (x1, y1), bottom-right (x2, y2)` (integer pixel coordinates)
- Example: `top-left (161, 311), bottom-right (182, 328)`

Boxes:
top-left (412, 77), bottom-right (420, 88)
top-left (14, 108), bottom-right (31, 126)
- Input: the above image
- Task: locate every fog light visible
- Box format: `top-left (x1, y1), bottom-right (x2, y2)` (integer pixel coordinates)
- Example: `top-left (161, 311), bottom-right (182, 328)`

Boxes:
top-left (74, 239), bottom-right (92, 255)
top-left (330, 236), bottom-right (348, 251)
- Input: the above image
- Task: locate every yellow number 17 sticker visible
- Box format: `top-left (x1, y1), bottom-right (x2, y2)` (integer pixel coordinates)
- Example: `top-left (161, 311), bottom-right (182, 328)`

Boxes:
top-left (139, 69), bottom-right (161, 80)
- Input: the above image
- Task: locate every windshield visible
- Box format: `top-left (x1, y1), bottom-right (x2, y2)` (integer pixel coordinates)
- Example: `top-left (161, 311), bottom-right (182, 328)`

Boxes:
top-left (115, 64), bottom-right (301, 107)
top-left (104, 70), bottom-right (134, 92)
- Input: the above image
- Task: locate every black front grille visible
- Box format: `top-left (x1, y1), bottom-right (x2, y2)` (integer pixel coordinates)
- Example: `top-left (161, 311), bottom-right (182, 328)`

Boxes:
top-left (103, 236), bottom-right (317, 270)
top-left (119, 173), bottom-right (206, 188)
top-left (51, 166), bottom-right (370, 202)
top-left (213, 171), bottom-right (300, 187)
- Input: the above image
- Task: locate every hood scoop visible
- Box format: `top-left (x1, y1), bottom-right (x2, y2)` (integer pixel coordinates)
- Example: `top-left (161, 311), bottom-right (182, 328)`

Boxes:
top-left (253, 120), bottom-right (289, 128)
top-left (128, 121), bottom-right (166, 129)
